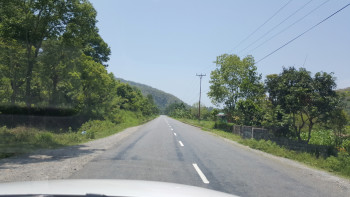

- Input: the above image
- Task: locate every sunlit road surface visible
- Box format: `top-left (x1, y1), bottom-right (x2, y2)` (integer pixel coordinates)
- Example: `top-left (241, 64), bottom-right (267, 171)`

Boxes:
top-left (70, 115), bottom-right (349, 197)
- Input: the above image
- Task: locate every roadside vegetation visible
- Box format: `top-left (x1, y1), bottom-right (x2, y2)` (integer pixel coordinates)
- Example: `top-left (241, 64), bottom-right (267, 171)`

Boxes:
top-left (166, 54), bottom-right (350, 178)
top-left (0, 1), bottom-right (159, 159)
top-left (0, 116), bottom-right (156, 159)
top-left (178, 118), bottom-right (350, 178)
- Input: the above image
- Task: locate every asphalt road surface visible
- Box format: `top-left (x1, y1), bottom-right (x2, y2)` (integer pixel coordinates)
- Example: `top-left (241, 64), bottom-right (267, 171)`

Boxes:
top-left (70, 115), bottom-right (350, 197)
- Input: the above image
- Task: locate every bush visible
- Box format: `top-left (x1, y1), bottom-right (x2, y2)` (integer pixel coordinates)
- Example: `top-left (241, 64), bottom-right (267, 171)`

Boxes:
top-left (85, 130), bottom-right (95, 139)
top-left (34, 132), bottom-right (56, 147)
top-left (325, 156), bottom-right (342, 172)
top-left (301, 129), bottom-right (335, 146)
top-left (0, 126), bottom-right (36, 143)
top-left (214, 122), bottom-right (233, 132)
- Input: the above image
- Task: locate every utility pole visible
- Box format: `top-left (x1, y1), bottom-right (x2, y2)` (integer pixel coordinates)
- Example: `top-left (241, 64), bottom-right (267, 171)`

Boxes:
top-left (196, 73), bottom-right (206, 121)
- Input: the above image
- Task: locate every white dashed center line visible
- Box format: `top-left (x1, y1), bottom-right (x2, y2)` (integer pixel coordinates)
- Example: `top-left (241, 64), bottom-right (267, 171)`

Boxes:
top-left (192, 163), bottom-right (210, 184)
top-left (174, 133), bottom-right (177, 136)
top-left (178, 141), bottom-right (184, 147)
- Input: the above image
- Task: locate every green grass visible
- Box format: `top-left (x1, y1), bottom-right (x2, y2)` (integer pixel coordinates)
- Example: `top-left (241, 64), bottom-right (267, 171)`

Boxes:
top-left (178, 118), bottom-right (350, 179)
top-left (0, 115), bottom-right (157, 159)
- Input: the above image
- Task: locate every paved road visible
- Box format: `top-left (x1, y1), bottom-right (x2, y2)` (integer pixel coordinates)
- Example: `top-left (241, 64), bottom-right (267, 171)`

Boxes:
top-left (70, 116), bottom-right (350, 197)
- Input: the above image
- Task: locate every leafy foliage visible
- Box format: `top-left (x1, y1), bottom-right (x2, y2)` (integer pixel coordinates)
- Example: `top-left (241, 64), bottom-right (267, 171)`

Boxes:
top-left (117, 78), bottom-right (186, 113)
top-left (0, 0), bottom-right (158, 123)
top-left (208, 54), bottom-right (264, 124)
top-left (336, 87), bottom-right (350, 116)
top-left (207, 53), bottom-right (348, 148)
top-left (265, 67), bottom-right (345, 143)
top-left (164, 102), bottom-right (191, 119)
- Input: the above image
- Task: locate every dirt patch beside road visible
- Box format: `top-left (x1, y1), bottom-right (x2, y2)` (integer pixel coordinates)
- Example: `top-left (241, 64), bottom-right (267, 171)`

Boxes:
top-left (0, 125), bottom-right (142, 182)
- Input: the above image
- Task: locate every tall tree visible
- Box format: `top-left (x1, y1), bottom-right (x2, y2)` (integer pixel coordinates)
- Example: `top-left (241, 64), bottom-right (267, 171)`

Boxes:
top-left (208, 54), bottom-right (264, 123)
top-left (0, 0), bottom-right (109, 107)
top-left (38, 38), bottom-right (81, 106)
top-left (266, 67), bottom-right (341, 143)
top-left (0, 39), bottom-right (27, 104)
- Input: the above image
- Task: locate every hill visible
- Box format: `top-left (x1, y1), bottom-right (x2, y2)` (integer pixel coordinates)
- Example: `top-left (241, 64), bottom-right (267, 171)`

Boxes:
top-left (336, 87), bottom-right (350, 115)
top-left (116, 78), bottom-right (188, 113)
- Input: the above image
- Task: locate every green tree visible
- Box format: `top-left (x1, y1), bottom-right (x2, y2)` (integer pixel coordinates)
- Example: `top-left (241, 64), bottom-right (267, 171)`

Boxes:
top-left (208, 54), bottom-right (264, 124)
top-left (0, 0), bottom-right (109, 107)
top-left (165, 102), bottom-right (190, 118)
top-left (78, 54), bottom-right (113, 117)
top-left (0, 39), bottom-right (27, 104)
top-left (191, 102), bottom-right (210, 120)
top-left (266, 67), bottom-right (341, 143)
top-left (38, 39), bottom-right (81, 106)
top-left (236, 99), bottom-right (263, 126)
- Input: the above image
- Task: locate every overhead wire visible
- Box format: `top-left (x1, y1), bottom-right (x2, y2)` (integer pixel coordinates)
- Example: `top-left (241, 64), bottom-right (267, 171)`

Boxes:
top-left (248, 0), bottom-right (330, 55)
top-left (256, 2), bottom-right (350, 64)
top-left (238, 0), bottom-right (313, 55)
top-left (232, 0), bottom-right (293, 51)
top-left (204, 2), bottom-right (293, 76)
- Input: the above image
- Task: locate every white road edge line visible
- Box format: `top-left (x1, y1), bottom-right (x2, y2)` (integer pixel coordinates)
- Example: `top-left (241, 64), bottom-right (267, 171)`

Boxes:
top-left (174, 133), bottom-right (177, 136)
top-left (178, 141), bottom-right (184, 146)
top-left (192, 163), bottom-right (210, 184)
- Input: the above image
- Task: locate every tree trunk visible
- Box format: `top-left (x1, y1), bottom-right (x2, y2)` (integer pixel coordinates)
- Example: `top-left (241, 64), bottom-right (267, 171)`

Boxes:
top-left (25, 60), bottom-right (34, 108)
top-left (49, 73), bottom-right (59, 106)
top-left (10, 81), bottom-right (17, 105)
top-left (307, 120), bottom-right (314, 144)
top-left (10, 86), bottom-right (16, 105)
top-left (25, 40), bottom-right (42, 108)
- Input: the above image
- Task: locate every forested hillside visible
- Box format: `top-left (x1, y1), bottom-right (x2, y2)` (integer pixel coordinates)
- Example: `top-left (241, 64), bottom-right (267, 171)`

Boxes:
top-left (117, 78), bottom-right (187, 113)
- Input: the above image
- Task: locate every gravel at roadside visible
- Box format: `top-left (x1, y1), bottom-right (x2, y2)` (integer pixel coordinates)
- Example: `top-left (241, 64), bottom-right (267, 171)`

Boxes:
top-left (0, 125), bottom-right (142, 182)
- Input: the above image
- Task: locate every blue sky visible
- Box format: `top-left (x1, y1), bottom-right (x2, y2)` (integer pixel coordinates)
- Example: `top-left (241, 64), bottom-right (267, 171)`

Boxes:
top-left (89, 0), bottom-right (350, 107)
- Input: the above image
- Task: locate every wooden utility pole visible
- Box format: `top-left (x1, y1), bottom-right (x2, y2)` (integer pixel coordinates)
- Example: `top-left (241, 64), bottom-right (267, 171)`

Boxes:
top-left (196, 73), bottom-right (206, 121)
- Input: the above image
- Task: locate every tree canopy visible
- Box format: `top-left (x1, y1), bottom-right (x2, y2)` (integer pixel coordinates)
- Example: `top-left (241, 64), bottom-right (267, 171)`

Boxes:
top-left (207, 53), bottom-right (347, 144)
top-left (0, 0), bottom-right (158, 124)
top-left (208, 54), bottom-right (264, 125)
top-left (265, 67), bottom-right (343, 142)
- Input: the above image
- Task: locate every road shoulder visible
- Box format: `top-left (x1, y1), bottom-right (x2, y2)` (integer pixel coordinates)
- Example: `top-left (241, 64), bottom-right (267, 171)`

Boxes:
top-left (0, 123), bottom-right (144, 182)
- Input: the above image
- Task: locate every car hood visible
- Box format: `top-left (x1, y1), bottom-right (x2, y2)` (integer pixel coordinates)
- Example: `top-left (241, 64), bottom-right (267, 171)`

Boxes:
top-left (0, 179), bottom-right (239, 197)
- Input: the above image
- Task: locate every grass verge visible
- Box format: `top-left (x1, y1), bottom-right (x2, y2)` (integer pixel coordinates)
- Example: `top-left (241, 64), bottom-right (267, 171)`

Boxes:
top-left (0, 115), bottom-right (157, 159)
top-left (178, 118), bottom-right (350, 179)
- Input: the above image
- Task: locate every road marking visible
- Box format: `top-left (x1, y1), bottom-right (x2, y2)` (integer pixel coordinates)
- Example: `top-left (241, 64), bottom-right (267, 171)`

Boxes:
top-left (178, 141), bottom-right (184, 146)
top-left (171, 128), bottom-right (174, 131)
top-left (174, 133), bottom-right (177, 136)
top-left (192, 163), bottom-right (210, 184)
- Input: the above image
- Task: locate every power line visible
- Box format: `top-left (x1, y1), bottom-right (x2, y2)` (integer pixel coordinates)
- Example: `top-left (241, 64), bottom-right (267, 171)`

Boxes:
top-left (248, 0), bottom-right (330, 55)
top-left (232, 0), bottom-right (293, 51)
top-left (256, 2), bottom-right (350, 64)
top-left (238, 0), bottom-right (313, 55)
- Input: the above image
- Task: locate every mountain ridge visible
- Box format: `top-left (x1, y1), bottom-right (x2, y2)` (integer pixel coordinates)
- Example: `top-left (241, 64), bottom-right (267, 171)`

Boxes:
top-left (116, 78), bottom-right (188, 113)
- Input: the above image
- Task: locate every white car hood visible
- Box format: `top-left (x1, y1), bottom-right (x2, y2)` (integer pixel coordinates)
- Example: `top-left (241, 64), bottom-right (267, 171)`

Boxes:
top-left (0, 179), bottom-right (239, 197)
